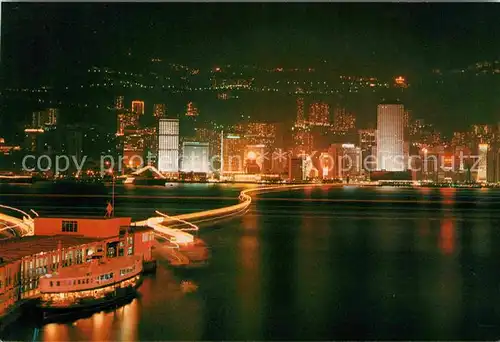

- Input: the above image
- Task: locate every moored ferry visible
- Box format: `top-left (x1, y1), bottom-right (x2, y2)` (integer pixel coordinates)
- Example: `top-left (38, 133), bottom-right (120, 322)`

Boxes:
top-left (37, 255), bottom-right (143, 319)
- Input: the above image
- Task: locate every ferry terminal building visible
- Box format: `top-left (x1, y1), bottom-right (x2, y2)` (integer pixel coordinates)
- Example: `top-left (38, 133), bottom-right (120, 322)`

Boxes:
top-left (0, 217), bottom-right (154, 320)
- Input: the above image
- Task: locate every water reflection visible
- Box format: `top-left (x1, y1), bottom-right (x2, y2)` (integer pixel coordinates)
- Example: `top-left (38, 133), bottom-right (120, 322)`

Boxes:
top-left (440, 187), bottom-right (456, 205)
top-left (119, 299), bottom-right (139, 341)
top-left (43, 323), bottom-right (69, 342)
top-left (295, 210), bottom-right (332, 339)
top-left (439, 218), bottom-right (455, 255)
top-left (237, 211), bottom-right (261, 339)
top-left (4, 186), bottom-right (500, 340)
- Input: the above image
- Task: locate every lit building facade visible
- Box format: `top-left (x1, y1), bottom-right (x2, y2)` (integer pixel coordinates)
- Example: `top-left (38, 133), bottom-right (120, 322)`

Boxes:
top-left (289, 157), bottom-right (305, 182)
top-left (131, 101), bottom-right (145, 116)
top-left (31, 109), bottom-right (58, 130)
top-left (342, 144), bottom-right (362, 178)
top-left (292, 126), bottom-right (313, 156)
top-left (296, 98), bottom-right (306, 128)
top-left (244, 144), bottom-right (266, 174)
top-left (181, 142), bottom-right (209, 173)
top-left (117, 110), bottom-right (139, 135)
top-left (333, 107), bottom-right (355, 132)
top-left (122, 130), bottom-right (145, 170)
top-left (477, 143), bottom-right (488, 182)
top-left (186, 102), bottom-right (199, 117)
top-left (153, 104), bottom-right (166, 120)
top-left (158, 119), bottom-right (179, 173)
top-left (359, 129), bottom-right (377, 172)
top-left (46, 108), bottom-right (58, 126)
top-left (194, 127), bottom-right (221, 160)
top-left (115, 96), bottom-right (124, 110)
top-left (222, 133), bottom-right (245, 174)
top-left (376, 103), bottom-right (405, 171)
top-left (308, 102), bottom-right (330, 126)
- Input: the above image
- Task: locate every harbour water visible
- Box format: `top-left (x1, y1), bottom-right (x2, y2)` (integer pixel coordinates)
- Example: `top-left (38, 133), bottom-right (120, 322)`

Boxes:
top-left (2, 184), bottom-right (500, 340)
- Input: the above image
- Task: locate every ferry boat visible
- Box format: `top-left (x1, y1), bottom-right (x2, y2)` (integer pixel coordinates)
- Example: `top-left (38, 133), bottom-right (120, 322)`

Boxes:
top-left (37, 255), bottom-right (143, 320)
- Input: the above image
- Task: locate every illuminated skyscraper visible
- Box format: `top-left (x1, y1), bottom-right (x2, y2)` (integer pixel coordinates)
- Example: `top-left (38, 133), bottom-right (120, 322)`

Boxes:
top-left (123, 130), bottom-right (144, 170)
top-left (181, 142), bottom-right (209, 173)
top-left (115, 96), bottom-right (124, 110)
top-left (477, 143), bottom-right (488, 182)
top-left (158, 119), bottom-right (179, 173)
top-left (195, 127), bottom-right (220, 159)
top-left (153, 104), bottom-right (166, 120)
top-left (403, 110), bottom-right (411, 129)
top-left (221, 133), bottom-right (245, 174)
top-left (46, 108), bottom-right (58, 126)
top-left (186, 102), bottom-right (199, 117)
top-left (376, 103), bottom-right (405, 171)
top-left (296, 98), bottom-right (305, 127)
top-left (31, 109), bottom-right (58, 129)
top-left (289, 156), bottom-right (306, 182)
top-left (131, 101), bottom-right (145, 116)
top-left (244, 122), bottom-right (277, 148)
top-left (116, 110), bottom-right (139, 135)
top-left (333, 107), bottom-right (355, 132)
top-left (359, 129), bottom-right (377, 171)
top-left (292, 127), bottom-right (313, 156)
top-left (308, 102), bottom-right (330, 126)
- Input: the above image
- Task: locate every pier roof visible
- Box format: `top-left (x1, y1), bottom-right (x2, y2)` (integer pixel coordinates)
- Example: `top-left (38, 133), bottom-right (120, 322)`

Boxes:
top-left (0, 235), bottom-right (102, 265)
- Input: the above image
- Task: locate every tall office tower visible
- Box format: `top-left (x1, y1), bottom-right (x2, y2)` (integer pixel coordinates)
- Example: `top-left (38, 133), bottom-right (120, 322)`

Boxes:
top-left (116, 110), bottom-right (139, 135)
top-left (46, 108), bottom-right (58, 126)
top-left (471, 124), bottom-right (495, 144)
top-left (451, 132), bottom-right (467, 147)
top-left (221, 133), bottom-right (246, 174)
top-left (158, 119), bottom-right (179, 173)
top-left (131, 101), bottom-right (145, 116)
top-left (292, 127), bottom-right (314, 156)
top-left (122, 130), bottom-right (145, 170)
top-left (186, 102), bottom-right (199, 117)
top-left (116, 113), bottom-right (126, 136)
top-left (32, 111), bottom-right (46, 129)
top-left (359, 129), bottom-right (377, 171)
top-left (308, 102), bottom-right (330, 126)
top-left (477, 143), bottom-right (488, 182)
top-left (244, 122), bottom-right (277, 148)
top-left (153, 104), bottom-right (166, 120)
top-left (195, 127), bottom-right (220, 159)
top-left (289, 156), bottom-right (306, 182)
top-left (333, 107), bottom-right (356, 132)
top-left (376, 103), bottom-right (405, 171)
top-left (181, 142), bottom-right (209, 173)
top-left (403, 110), bottom-right (411, 128)
top-left (296, 98), bottom-right (306, 127)
top-left (115, 96), bottom-right (124, 110)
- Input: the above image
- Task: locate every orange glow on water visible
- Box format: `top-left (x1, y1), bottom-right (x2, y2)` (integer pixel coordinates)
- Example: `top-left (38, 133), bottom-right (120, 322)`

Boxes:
top-left (440, 187), bottom-right (455, 205)
top-left (43, 323), bottom-right (69, 342)
top-left (439, 219), bottom-right (455, 255)
top-left (120, 300), bottom-right (139, 341)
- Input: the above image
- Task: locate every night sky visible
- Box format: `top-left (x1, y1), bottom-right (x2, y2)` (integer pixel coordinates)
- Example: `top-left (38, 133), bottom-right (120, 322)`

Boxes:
top-left (2, 3), bottom-right (500, 78)
top-left (2, 3), bottom-right (500, 134)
